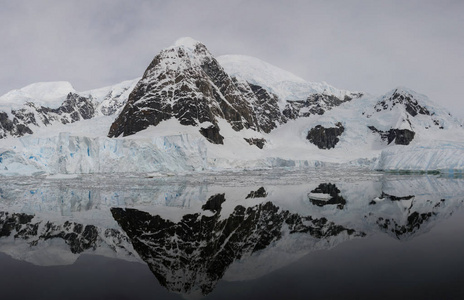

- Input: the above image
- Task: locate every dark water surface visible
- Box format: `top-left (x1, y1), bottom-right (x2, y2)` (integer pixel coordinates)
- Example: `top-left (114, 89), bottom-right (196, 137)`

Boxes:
top-left (0, 171), bottom-right (463, 300)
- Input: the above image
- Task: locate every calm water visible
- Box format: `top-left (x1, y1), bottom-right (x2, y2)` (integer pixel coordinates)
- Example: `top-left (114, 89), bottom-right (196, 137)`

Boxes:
top-left (0, 170), bottom-right (463, 300)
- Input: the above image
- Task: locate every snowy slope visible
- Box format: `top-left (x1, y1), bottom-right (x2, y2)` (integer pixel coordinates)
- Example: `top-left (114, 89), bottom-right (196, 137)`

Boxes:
top-left (218, 54), bottom-right (357, 104)
top-left (82, 78), bottom-right (139, 116)
top-left (0, 81), bottom-right (76, 111)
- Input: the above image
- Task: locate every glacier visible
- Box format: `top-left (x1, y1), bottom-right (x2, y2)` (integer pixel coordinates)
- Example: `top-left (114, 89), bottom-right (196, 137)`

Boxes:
top-left (0, 133), bottom-right (207, 176)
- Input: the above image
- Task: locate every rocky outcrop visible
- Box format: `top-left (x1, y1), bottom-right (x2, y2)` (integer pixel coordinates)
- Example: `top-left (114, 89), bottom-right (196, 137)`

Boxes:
top-left (374, 89), bottom-right (431, 117)
top-left (306, 122), bottom-right (344, 149)
top-left (244, 137), bottom-right (266, 149)
top-left (387, 128), bottom-right (415, 145)
top-left (366, 88), bottom-right (447, 130)
top-left (246, 83), bottom-right (285, 133)
top-left (368, 126), bottom-right (415, 145)
top-left (283, 93), bottom-right (362, 119)
top-left (0, 93), bottom-right (98, 139)
top-left (199, 124), bottom-right (224, 144)
top-left (0, 112), bottom-right (33, 138)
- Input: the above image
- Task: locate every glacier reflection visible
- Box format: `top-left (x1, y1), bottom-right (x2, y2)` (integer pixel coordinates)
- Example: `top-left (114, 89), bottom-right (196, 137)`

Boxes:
top-left (0, 171), bottom-right (463, 298)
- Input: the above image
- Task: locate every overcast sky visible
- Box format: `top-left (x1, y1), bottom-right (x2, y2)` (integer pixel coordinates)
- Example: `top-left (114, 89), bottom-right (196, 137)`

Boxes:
top-left (1, 0), bottom-right (463, 117)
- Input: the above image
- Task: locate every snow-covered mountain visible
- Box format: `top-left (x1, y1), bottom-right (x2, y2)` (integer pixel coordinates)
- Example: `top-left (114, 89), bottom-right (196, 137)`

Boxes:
top-left (0, 37), bottom-right (463, 175)
top-left (0, 79), bottom-right (138, 139)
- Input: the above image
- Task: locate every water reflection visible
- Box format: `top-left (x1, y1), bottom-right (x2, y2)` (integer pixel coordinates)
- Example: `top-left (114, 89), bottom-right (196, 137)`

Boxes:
top-left (111, 195), bottom-right (362, 295)
top-left (0, 172), bottom-right (463, 298)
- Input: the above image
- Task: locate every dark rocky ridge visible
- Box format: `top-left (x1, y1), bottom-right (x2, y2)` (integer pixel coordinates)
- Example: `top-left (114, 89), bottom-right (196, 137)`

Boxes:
top-left (368, 126), bottom-right (416, 145)
top-left (244, 137), bottom-right (266, 149)
top-left (283, 93), bottom-right (362, 119)
top-left (307, 122), bottom-right (345, 149)
top-left (199, 124), bottom-right (224, 144)
top-left (0, 93), bottom-right (97, 139)
top-left (374, 89), bottom-right (431, 117)
top-left (107, 42), bottom-right (286, 139)
top-left (366, 88), bottom-right (446, 130)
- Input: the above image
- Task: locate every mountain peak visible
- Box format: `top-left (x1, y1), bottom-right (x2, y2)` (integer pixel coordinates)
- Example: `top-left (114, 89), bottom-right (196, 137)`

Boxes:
top-left (173, 37), bottom-right (203, 50)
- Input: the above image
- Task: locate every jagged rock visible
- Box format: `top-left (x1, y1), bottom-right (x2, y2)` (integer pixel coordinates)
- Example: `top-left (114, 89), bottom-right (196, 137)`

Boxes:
top-left (368, 126), bottom-right (415, 145)
top-left (108, 41), bottom-right (264, 138)
top-left (388, 128), bottom-right (415, 145)
top-left (0, 112), bottom-right (33, 138)
top-left (283, 93), bottom-right (361, 119)
top-left (374, 89), bottom-right (431, 117)
top-left (246, 83), bottom-right (285, 133)
top-left (200, 124), bottom-right (224, 144)
top-left (0, 93), bottom-right (98, 139)
top-left (244, 138), bottom-right (266, 149)
top-left (246, 187), bottom-right (268, 199)
top-left (306, 122), bottom-right (344, 149)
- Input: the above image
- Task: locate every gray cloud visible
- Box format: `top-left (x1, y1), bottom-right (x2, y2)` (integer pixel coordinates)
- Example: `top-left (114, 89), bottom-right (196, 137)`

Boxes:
top-left (1, 0), bottom-right (463, 117)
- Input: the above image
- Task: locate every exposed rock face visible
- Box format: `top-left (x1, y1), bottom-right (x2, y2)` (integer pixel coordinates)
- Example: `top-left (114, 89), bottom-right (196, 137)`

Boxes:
top-left (366, 88), bottom-right (448, 130)
top-left (368, 126), bottom-right (416, 145)
top-left (374, 89), bottom-right (431, 117)
top-left (0, 111), bottom-right (33, 138)
top-left (246, 83), bottom-right (284, 133)
top-left (38, 93), bottom-right (96, 124)
top-left (108, 41), bottom-right (279, 139)
top-left (199, 124), bottom-right (224, 144)
top-left (0, 93), bottom-right (98, 139)
top-left (111, 196), bottom-right (362, 296)
top-left (388, 128), bottom-right (415, 145)
top-left (283, 93), bottom-right (362, 119)
top-left (306, 122), bottom-right (344, 149)
top-left (244, 137), bottom-right (266, 149)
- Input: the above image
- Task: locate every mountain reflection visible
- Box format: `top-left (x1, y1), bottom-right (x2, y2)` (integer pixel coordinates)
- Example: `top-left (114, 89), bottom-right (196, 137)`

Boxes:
top-left (0, 174), bottom-right (463, 297)
top-left (111, 192), bottom-right (362, 295)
